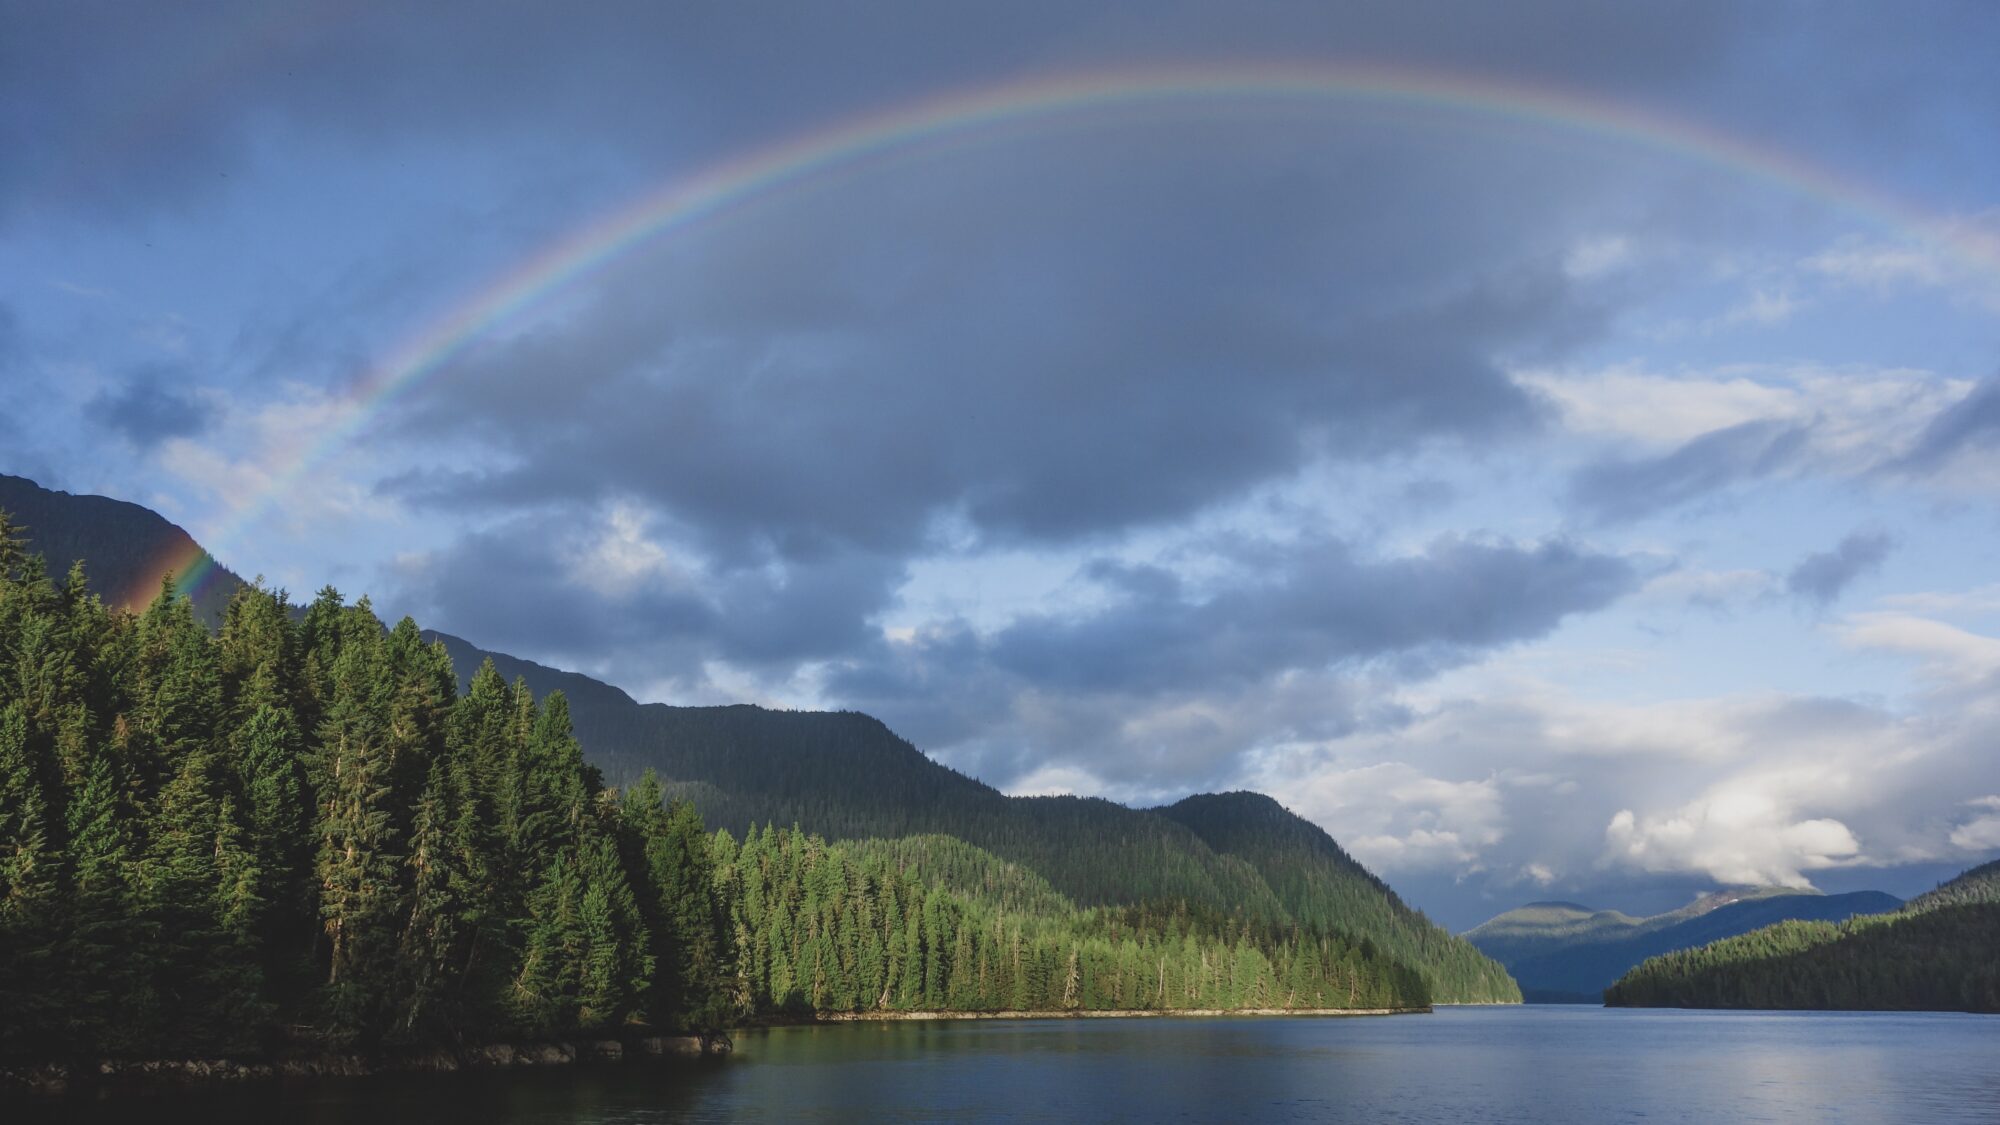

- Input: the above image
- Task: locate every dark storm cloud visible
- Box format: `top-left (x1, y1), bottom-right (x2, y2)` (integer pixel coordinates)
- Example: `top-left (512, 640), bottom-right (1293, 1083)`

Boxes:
top-left (15, 0), bottom-right (1998, 231)
top-left (1786, 532), bottom-right (1892, 608)
top-left (1889, 377), bottom-right (2000, 476)
top-left (390, 507), bottom-right (907, 686)
top-left (380, 117), bottom-right (1603, 574)
top-left (1568, 419), bottom-right (1809, 524)
top-left (87, 367), bottom-right (209, 449)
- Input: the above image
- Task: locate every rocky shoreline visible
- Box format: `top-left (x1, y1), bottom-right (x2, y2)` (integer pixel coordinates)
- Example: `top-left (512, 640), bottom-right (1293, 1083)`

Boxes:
top-left (1, 1034), bottom-right (728, 1098)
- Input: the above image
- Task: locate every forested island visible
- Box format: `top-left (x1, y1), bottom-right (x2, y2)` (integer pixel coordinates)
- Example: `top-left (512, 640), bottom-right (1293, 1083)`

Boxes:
top-left (1604, 861), bottom-right (2000, 1011)
top-left (0, 519), bottom-right (1433, 1087)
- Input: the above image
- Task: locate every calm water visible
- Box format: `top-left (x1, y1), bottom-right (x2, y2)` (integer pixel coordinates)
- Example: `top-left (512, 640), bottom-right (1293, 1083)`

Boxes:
top-left (23, 1007), bottom-right (2000, 1123)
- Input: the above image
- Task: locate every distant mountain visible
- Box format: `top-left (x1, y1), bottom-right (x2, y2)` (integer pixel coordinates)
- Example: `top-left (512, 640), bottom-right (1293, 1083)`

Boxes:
top-left (1467, 887), bottom-right (1901, 1002)
top-left (0, 472), bottom-right (1521, 1004)
top-left (1606, 860), bottom-right (2000, 1012)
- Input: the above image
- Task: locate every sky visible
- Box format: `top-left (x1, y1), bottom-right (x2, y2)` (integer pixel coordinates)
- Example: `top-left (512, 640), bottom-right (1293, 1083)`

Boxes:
top-left (5, 1), bottom-right (2000, 929)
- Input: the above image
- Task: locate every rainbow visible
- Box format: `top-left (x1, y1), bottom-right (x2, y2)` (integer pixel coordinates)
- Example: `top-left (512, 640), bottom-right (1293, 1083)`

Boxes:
top-left (121, 538), bottom-right (224, 615)
top-left (152, 61), bottom-right (1996, 607)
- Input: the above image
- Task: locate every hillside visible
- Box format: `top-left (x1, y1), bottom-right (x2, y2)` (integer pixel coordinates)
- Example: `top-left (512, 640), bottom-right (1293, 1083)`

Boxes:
top-left (1904, 857), bottom-right (2000, 913)
top-left (575, 704), bottom-right (1517, 1001)
top-left (1468, 888), bottom-right (1900, 1002)
top-left (0, 474), bottom-right (242, 624)
top-left (0, 539), bottom-right (1433, 1069)
top-left (0, 472), bottom-right (1518, 1004)
top-left (1605, 861), bottom-right (2000, 1011)
top-left (1158, 793), bottom-right (1518, 1002)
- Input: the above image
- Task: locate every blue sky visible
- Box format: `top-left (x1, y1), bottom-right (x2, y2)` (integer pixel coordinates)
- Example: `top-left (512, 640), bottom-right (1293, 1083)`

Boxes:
top-left (5, 1), bottom-right (2000, 928)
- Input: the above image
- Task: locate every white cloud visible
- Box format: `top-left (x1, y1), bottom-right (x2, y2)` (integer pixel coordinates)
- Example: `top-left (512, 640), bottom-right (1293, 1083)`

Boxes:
top-left (1880, 585), bottom-right (2000, 617)
top-left (562, 501), bottom-right (702, 599)
top-left (1518, 362), bottom-right (1971, 478)
top-left (1802, 212), bottom-right (2000, 311)
top-left (1004, 761), bottom-right (1111, 799)
top-left (1716, 288), bottom-right (1802, 329)
top-left (1563, 235), bottom-right (1633, 279)
top-left (1839, 612), bottom-right (2000, 684)
top-left (1603, 790), bottom-right (1864, 888)
top-left (1223, 617), bottom-right (2000, 896)
top-left (1950, 796), bottom-right (2000, 852)
top-left (1516, 364), bottom-right (1800, 448)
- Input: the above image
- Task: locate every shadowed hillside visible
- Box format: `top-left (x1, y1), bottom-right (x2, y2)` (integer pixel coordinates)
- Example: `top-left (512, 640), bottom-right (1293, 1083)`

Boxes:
top-left (1606, 861), bottom-right (2000, 1011)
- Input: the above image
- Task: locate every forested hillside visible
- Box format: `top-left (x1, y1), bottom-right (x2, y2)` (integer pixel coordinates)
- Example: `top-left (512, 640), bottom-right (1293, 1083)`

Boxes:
top-left (716, 827), bottom-right (1426, 1015)
top-left (0, 521), bottom-right (1436, 1063)
top-left (0, 475), bottom-right (1517, 1010)
top-left (1159, 793), bottom-right (1517, 1002)
top-left (0, 522), bottom-right (737, 1058)
top-left (1468, 888), bottom-right (1901, 1001)
top-left (1605, 862), bottom-right (2000, 1011)
top-left (603, 706), bottom-right (1515, 1002)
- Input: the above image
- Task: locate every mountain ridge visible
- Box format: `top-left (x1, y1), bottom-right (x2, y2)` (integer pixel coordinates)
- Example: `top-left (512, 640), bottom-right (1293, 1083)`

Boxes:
top-left (1468, 887), bottom-right (1901, 1002)
top-left (0, 471), bottom-right (1519, 1003)
top-left (1605, 859), bottom-right (2000, 1011)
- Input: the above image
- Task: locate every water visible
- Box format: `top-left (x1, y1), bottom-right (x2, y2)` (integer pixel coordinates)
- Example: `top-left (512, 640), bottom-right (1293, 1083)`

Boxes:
top-left (21, 1007), bottom-right (2000, 1123)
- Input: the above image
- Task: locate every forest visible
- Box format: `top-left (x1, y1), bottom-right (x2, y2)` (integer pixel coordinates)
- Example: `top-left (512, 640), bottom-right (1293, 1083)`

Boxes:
top-left (0, 519), bottom-right (1428, 1063)
top-left (585, 704), bottom-right (1518, 1003)
top-left (1603, 862), bottom-right (2000, 1012)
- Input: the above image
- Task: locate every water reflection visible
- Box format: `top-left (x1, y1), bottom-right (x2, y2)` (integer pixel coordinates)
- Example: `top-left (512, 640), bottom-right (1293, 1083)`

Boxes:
top-left (15, 1008), bottom-right (1999, 1124)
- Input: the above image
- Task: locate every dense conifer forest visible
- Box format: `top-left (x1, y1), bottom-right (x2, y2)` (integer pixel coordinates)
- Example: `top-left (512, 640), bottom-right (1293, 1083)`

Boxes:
top-left (1604, 862), bottom-right (2000, 1012)
top-left (589, 706), bottom-right (1519, 1003)
top-left (0, 522), bottom-right (1431, 1064)
top-left (0, 475), bottom-right (1519, 1010)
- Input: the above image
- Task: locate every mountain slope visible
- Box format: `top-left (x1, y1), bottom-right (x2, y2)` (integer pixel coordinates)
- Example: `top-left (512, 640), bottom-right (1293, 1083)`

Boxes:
top-left (1904, 857), bottom-right (2000, 913)
top-left (1605, 860), bottom-right (2000, 1012)
top-left (0, 473), bottom-right (243, 623)
top-left (1475, 890), bottom-right (1901, 1000)
top-left (1156, 793), bottom-right (1518, 1002)
top-left (0, 472), bottom-right (1518, 1004)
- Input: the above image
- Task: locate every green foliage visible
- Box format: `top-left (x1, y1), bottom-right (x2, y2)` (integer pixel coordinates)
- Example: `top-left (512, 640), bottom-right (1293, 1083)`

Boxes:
top-left (0, 527), bottom-right (676, 1059)
top-left (1605, 863), bottom-right (2000, 1012)
top-left (0, 519), bottom-right (1455, 1066)
top-left (580, 706), bottom-right (1514, 1003)
top-left (713, 826), bottom-right (1428, 1016)
top-left (1158, 793), bottom-right (1519, 1003)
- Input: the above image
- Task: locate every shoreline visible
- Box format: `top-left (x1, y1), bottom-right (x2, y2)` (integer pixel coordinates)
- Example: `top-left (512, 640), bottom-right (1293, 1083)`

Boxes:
top-left (757, 1005), bottom-right (1432, 1025)
top-left (6, 1007), bottom-right (1433, 1096)
top-left (0, 1034), bottom-right (727, 1099)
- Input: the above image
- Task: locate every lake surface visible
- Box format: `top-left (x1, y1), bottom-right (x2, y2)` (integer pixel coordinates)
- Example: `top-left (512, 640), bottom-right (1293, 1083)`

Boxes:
top-left (24, 1007), bottom-right (2000, 1123)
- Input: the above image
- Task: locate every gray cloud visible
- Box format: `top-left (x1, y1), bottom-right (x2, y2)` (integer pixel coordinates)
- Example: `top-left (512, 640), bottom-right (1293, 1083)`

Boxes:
top-left (387, 506), bottom-right (907, 689)
top-left (1889, 377), bottom-right (2000, 476)
top-left (0, 303), bottom-right (17, 369)
top-left (1786, 532), bottom-right (1892, 608)
top-left (831, 535), bottom-right (1639, 787)
top-left (88, 367), bottom-right (209, 449)
top-left (1568, 419), bottom-right (1809, 524)
top-left (17, 2), bottom-right (1985, 230)
top-left (379, 112), bottom-right (1615, 577)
